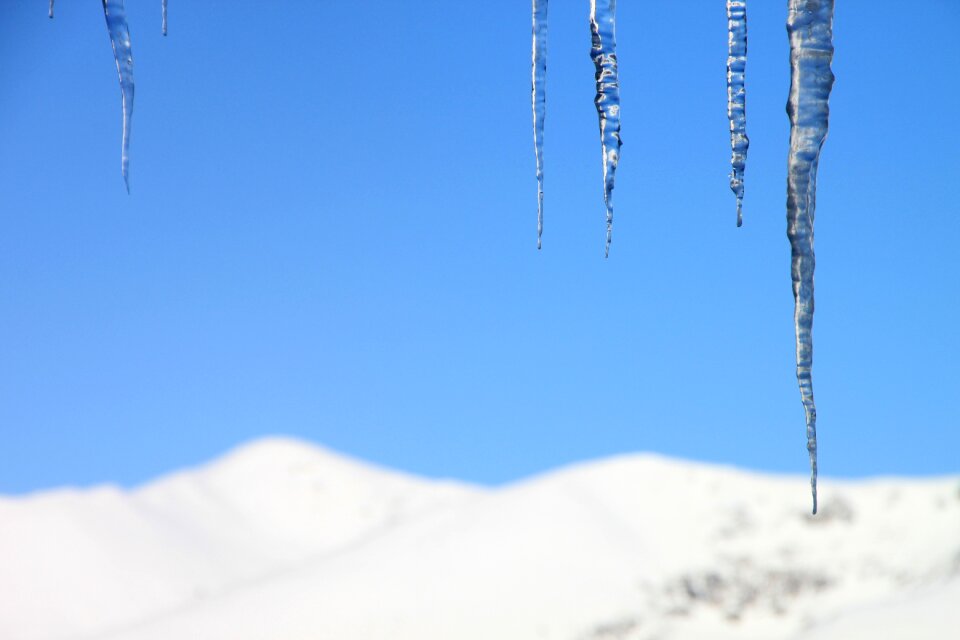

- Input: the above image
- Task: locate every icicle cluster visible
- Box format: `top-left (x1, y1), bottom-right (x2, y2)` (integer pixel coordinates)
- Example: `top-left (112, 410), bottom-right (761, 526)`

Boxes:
top-left (40, 1), bottom-right (835, 513)
top-left (528, 1), bottom-right (836, 512)
top-left (530, 0), bottom-right (621, 254)
top-left (726, 1), bottom-right (749, 227)
top-left (786, 0), bottom-right (835, 515)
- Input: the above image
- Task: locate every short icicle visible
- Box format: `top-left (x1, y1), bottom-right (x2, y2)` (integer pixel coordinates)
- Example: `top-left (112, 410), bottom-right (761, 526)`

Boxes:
top-left (590, 0), bottom-right (621, 257)
top-left (48, 0), bottom-right (54, 19)
top-left (785, 0), bottom-right (835, 515)
top-left (532, 0), bottom-right (548, 249)
top-left (727, 1), bottom-right (749, 227)
top-left (162, 0), bottom-right (168, 36)
top-left (101, 0), bottom-right (135, 192)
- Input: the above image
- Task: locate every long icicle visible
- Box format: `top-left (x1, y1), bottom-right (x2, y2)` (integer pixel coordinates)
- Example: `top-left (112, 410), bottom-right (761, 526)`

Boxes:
top-left (532, 0), bottom-right (548, 249)
top-left (727, 1), bottom-right (749, 227)
top-left (101, 0), bottom-right (135, 193)
top-left (786, 0), bottom-right (834, 515)
top-left (162, 0), bottom-right (168, 36)
top-left (590, 0), bottom-right (621, 257)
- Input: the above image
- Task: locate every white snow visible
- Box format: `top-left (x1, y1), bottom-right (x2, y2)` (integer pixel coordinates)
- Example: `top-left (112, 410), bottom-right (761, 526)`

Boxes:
top-left (1, 437), bottom-right (957, 640)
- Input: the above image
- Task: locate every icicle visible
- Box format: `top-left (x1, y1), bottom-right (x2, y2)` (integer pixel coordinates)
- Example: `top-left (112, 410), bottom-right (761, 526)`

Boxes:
top-left (162, 0), bottom-right (168, 36)
top-left (786, 0), bottom-right (834, 515)
top-left (48, 0), bottom-right (54, 19)
top-left (590, 0), bottom-right (621, 257)
top-left (726, 1), bottom-right (748, 227)
top-left (532, 0), bottom-right (548, 249)
top-left (101, 0), bottom-right (135, 192)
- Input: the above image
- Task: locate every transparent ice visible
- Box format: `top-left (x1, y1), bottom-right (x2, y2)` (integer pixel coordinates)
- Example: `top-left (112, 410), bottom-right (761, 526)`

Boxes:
top-left (532, 0), bottom-right (548, 249)
top-left (727, 1), bottom-right (748, 227)
top-left (535, 2), bottom-right (621, 254)
top-left (786, 0), bottom-right (835, 515)
top-left (101, 0), bottom-right (135, 193)
top-left (590, 0), bottom-right (621, 257)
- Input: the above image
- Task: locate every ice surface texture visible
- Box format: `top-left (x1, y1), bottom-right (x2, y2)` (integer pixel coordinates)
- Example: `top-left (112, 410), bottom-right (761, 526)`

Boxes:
top-left (101, 0), bottom-right (135, 193)
top-left (786, 0), bottom-right (835, 515)
top-left (727, 1), bottom-right (749, 226)
top-left (590, 0), bottom-right (621, 257)
top-left (532, 0), bottom-right (548, 249)
top-left (532, 1), bottom-right (621, 253)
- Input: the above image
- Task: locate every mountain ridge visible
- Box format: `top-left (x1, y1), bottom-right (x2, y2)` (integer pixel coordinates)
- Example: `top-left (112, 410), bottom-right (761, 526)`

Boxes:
top-left (1, 436), bottom-right (957, 640)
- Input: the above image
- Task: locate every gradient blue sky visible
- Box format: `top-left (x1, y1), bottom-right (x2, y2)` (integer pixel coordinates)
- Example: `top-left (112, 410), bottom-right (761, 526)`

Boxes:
top-left (1, 1), bottom-right (958, 493)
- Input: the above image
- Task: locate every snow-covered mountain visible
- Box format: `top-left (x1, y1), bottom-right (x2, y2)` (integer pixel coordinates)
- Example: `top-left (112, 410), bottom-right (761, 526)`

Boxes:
top-left (1, 437), bottom-right (957, 640)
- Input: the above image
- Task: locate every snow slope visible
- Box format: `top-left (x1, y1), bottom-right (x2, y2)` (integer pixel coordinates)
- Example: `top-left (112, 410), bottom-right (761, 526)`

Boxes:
top-left (0, 438), bottom-right (480, 640)
top-left (1, 437), bottom-right (957, 640)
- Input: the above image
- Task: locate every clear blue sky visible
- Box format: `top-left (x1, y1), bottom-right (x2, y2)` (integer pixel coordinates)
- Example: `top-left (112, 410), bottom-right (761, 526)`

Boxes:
top-left (1, 1), bottom-right (958, 494)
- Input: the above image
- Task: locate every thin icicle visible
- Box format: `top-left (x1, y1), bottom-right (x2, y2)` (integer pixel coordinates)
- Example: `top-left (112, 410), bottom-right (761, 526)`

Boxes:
top-left (101, 0), bottom-right (135, 192)
top-left (532, 0), bottom-right (548, 249)
top-left (48, 0), bottom-right (54, 19)
top-left (590, 0), bottom-right (621, 257)
top-left (727, 1), bottom-right (749, 227)
top-left (786, 0), bottom-right (834, 515)
top-left (162, 0), bottom-right (168, 36)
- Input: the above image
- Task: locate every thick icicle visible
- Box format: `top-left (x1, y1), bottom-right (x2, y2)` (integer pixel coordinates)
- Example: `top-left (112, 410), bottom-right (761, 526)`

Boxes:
top-left (162, 0), bottom-right (168, 36)
top-left (590, 0), bottom-right (621, 257)
top-left (48, 0), bottom-right (54, 19)
top-left (727, 1), bottom-right (749, 227)
top-left (101, 0), bottom-right (135, 192)
top-left (532, 0), bottom-right (548, 249)
top-left (786, 0), bottom-right (834, 515)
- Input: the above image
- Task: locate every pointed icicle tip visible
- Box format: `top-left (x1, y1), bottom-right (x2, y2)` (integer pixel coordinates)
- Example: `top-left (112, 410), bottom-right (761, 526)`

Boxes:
top-left (102, 0), bottom-right (135, 192)
top-left (786, 0), bottom-right (834, 516)
top-left (590, 0), bottom-right (621, 255)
